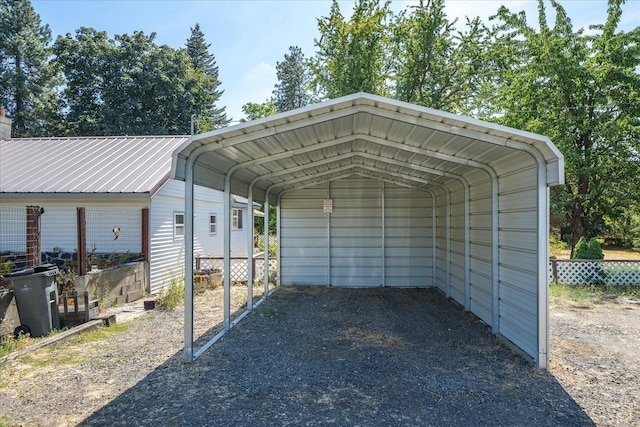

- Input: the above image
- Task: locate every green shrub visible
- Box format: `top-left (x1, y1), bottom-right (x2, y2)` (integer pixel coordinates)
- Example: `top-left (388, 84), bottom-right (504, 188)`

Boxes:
top-left (156, 279), bottom-right (184, 309)
top-left (572, 237), bottom-right (604, 259)
top-left (549, 234), bottom-right (567, 255)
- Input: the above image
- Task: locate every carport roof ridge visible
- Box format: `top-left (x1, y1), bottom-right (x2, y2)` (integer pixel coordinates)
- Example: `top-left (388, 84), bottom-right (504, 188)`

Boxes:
top-left (171, 93), bottom-right (564, 204)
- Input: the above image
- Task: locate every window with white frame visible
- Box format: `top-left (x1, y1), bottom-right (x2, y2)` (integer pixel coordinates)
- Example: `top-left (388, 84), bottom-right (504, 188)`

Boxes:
top-left (232, 208), bottom-right (243, 230)
top-left (174, 212), bottom-right (185, 239)
top-left (209, 213), bottom-right (217, 235)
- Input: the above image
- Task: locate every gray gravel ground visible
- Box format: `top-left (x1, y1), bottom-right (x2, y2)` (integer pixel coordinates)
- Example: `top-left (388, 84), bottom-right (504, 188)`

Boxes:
top-left (76, 286), bottom-right (591, 427)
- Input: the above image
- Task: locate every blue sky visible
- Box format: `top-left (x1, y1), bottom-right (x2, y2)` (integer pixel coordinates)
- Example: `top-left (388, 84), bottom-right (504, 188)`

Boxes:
top-left (31, 0), bottom-right (639, 123)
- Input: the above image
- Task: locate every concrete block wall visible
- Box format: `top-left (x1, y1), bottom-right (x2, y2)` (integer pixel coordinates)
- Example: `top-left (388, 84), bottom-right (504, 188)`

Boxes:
top-left (76, 261), bottom-right (149, 308)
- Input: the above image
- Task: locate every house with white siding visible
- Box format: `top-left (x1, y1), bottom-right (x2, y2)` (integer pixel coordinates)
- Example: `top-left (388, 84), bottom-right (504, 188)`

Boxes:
top-left (0, 122), bottom-right (257, 294)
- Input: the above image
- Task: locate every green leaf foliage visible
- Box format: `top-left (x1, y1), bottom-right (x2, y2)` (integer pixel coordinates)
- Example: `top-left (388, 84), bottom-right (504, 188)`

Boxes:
top-left (53, 27), bottom-right (226, 136)
top-left (488, 0), bottom-right (640, 252)
top-left (185, 23), bottom-right (228, 131)
top-left (273, 46), bottom-right (316, 113)
top-left (0, 0), bottom-right (60, 137)
top-left (311, 0), bottom-right (393, 98)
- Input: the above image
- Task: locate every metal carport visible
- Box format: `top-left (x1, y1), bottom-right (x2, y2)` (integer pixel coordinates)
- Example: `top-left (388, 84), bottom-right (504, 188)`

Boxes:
top-left (171, 93), bottom-right (564, 369)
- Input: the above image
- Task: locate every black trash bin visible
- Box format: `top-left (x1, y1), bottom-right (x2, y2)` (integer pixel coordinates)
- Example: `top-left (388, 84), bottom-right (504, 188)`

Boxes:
top-left (2, 264), bottom-right (60, 337)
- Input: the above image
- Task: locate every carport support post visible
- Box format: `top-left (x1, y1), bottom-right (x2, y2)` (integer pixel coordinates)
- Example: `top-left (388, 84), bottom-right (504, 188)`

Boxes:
top-left (184, 159), bottom-right (195, 362)
top-left (276, 196), bottom-right (281, 287)
top-left (247, 188), bottom-right (254, 310)
top-left (223, 181), bottom-right (231, 330)
top-left (263, 188), bottom-right (271, 295)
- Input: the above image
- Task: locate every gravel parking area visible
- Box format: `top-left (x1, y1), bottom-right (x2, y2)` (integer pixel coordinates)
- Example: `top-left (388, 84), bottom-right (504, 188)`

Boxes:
top-left (1, 285), bottom-right (637, 426)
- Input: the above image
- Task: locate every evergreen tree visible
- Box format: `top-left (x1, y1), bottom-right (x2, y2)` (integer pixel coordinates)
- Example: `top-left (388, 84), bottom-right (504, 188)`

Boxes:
top-left (0, 0), bottom-right (59, 137)
top-left (185, 23), bottom-right (228, 131)
top-left (273, 46), bottom-right (315, 113)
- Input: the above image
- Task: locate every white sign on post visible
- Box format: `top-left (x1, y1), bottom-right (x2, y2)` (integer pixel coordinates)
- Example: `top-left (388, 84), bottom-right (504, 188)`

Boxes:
top-left (323, 199), bottom-right (333, 213)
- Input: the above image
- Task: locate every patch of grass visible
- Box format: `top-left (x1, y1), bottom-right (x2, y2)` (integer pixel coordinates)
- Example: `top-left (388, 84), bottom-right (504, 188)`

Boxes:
top-left (550, 283), bottom-right (640, 305)
top-left (0, 333), bottom-right (36, 359)
top-left (258, 306), bottom-right (281, 319)
top-left (24, 349), bottom-right (88, 368)
top-left (66, 322), bottom-right (130, 345)
top-left (156, 279), bottom-right (185, 309)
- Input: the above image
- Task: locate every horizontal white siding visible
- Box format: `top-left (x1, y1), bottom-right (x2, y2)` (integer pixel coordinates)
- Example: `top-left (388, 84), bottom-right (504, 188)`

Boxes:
top-left (149, 179), bottom-right (251, 294)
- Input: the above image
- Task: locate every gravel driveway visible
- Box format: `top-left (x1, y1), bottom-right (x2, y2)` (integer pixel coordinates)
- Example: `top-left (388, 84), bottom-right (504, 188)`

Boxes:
top-left (1, 285), bottom-right (635, 426)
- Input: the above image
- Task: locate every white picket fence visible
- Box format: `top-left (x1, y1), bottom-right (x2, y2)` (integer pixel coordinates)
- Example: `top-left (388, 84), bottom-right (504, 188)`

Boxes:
top-left (549, 259), bottom-right (640, 286)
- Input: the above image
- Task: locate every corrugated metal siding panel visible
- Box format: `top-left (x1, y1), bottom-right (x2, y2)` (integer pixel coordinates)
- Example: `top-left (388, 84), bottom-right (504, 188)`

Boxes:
top-left (448, 186), bottom-right (466, 304)
top-left (384, 185), bottom-right (432, 287)
top-left (435, 189), bottom-right (448, 293)
top-left (497, 163), bottom-right (539, 360)
top-left (280, 185), bottom-right (329, 285)
top-left (468, 177), bottom-right (493, 325)
top-left (330, 177), bottom-right (382, 287)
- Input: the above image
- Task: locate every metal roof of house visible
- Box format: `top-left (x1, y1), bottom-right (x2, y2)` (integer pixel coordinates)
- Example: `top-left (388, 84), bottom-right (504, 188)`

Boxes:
top-left (172, 93), bottom-right (564, 204)
top-left (0, 135), bottom-right (190, 196)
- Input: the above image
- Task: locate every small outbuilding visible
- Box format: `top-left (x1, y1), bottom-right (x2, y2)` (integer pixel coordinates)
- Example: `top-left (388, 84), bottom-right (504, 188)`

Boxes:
top-left (172, 93), bottom-right (564, 369)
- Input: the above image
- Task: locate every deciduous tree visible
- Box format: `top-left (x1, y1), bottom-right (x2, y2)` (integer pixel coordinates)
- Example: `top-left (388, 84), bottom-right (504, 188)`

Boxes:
top-left (311, 0), bottom-right (392, 98)
top-left (489, 0), bottom-right (640, 253)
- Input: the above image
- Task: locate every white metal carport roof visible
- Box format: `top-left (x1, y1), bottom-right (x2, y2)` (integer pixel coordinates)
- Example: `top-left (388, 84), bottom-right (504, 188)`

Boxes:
top-left (171, 93), bottom-right (564, 369)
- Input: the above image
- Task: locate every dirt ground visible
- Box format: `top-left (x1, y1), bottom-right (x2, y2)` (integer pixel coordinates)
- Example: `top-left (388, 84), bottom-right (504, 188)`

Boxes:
top-left (0, 285), bottom-right (638, 426)
top-left (549, 296), bottom-right (640, 426)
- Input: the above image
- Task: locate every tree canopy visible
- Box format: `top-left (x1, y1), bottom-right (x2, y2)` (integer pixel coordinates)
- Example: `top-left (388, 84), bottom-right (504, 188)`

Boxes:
top-left (185, 23), bottom-right (228, 132)
top-left (488, 0), bottom-right (640, 253)
top-left (0, 0), bottom-right (59, 137)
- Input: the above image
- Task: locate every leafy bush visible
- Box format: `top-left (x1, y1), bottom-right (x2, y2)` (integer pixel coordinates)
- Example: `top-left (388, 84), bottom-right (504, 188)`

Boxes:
top-left (156, 279), bottom-right (184, 310)
top-left (549, 234), bottom-right (567, 255)
top-left (572, 237), bottom-right (604, 259)
top-left (257, 236), bottom-right (277, 257)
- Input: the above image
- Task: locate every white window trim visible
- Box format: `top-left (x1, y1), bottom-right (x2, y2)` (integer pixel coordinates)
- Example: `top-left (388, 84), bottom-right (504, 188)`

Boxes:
top-left (232, 208), bottom-right (243, 231)
top-left (209, 212), bottom-right (217, 235)
top-left (174, 212), bottom-right (185, 240)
